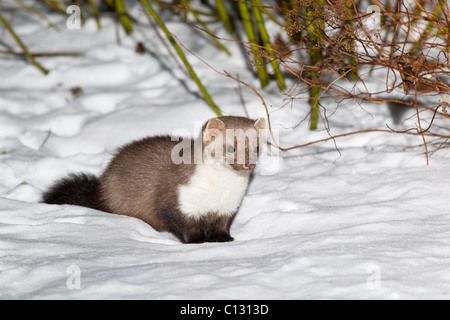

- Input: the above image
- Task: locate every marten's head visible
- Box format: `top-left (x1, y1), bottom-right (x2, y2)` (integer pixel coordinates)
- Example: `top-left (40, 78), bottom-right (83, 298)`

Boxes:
top-left (202, 116), bottom-right (266, 172)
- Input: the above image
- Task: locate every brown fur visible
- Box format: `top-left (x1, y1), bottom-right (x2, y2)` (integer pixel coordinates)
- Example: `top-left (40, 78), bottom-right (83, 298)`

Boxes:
top-left (100, 136), bottom-right (195, 231)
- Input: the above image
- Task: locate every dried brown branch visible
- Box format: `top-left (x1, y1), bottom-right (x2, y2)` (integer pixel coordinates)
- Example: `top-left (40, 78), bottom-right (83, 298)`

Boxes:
top-left (166, 0), bottom-right (450, 162)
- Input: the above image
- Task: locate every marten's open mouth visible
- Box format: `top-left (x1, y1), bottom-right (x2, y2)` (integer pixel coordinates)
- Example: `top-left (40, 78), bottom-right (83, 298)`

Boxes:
top-left (243, 162), bottom-right (256, 170)
top-left (230, 162), bottom-right (256, 172)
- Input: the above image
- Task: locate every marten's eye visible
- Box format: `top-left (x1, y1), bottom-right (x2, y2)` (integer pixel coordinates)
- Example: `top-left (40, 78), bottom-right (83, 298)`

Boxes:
top-left (254, 146), bottom-right (259, 154)
top-left (227, 146), bottom-right (236, 154)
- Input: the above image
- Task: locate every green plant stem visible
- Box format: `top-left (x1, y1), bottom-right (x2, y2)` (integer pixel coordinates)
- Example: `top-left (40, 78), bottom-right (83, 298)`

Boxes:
top-left (116, 0), bottom-right (132, 34)
top-left (13, 0), bottom-right (60, 31)
top-left (214, 0), bottom-right (234, 34)
top-left (345, 0), bottom-right (358, 81)
top-left (259, 6), bottom-right (284, 27)
top-left (306, 0), bottom-right (325, 130)
top-left (238, 0), bottom-right (269, 89)
top-left (250, 0), bottom-right (286, 90)
top-left (43, 0), bottom-right (67, 14)
top-left (87, 0), bottom-right (101, 30)
top-left (309, 85), bottom-right (320, 130)
top-left (141, 0), bottom-right (222, 116)
top-left (181, 0), bottom-right (231, 56)
top-left (150, 0), bottom-right (217, 18)
top-left (0, 12), bottom-right (49, 75)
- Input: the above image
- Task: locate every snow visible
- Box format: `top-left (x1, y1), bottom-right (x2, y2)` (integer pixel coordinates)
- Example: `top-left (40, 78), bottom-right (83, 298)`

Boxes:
top-left (1, 4), bottom-right (450, 300)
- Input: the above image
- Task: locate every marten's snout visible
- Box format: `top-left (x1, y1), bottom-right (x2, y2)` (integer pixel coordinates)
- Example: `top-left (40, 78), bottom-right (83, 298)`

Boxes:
top-left (237, 147), bottom-right (258, 171)
top-left (244, 162), bottom-right (256, 170)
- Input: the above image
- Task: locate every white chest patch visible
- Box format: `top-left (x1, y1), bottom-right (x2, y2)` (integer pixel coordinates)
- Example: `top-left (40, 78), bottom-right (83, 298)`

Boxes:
top-left (177, 164), bottom-right (250, 219)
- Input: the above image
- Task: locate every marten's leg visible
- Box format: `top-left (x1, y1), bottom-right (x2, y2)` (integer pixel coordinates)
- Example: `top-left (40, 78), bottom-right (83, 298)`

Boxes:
top-left (202, 213), bottom-right (236, 243)
top-left (161, 209), bottom-right (206, 243)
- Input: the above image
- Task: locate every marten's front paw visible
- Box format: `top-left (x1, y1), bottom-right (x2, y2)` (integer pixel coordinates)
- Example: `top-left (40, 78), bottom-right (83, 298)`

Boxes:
top-left (182, 232), bottom-right (206, 244)
top-left (206, 233), bottom-right (234, 243)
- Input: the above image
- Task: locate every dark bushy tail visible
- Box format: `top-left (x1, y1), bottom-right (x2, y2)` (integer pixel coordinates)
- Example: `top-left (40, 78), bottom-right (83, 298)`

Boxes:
top-left (43, 173), bottom-right (106, 211)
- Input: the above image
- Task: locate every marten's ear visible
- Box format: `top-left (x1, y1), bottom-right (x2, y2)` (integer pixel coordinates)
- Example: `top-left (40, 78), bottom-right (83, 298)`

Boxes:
top-left (203, 118), bottom-right (226, 142)
top-left (254, 117), bottom-right (266, 131)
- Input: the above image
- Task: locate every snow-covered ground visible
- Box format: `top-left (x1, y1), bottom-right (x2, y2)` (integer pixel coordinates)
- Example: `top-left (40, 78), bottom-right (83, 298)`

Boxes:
top-left (1, 3), bottom-right (449, 299)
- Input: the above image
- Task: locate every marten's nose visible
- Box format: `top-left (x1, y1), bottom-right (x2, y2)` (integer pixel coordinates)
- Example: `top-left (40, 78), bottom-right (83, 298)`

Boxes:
top-left (244, 162), bottom-right (256, 170)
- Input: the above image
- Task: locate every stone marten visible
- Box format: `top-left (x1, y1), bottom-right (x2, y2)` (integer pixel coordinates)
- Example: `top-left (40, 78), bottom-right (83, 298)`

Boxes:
top-left (43, 116), bottom-right (266, 243)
